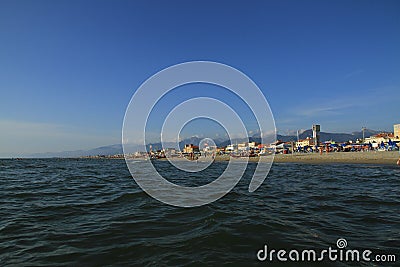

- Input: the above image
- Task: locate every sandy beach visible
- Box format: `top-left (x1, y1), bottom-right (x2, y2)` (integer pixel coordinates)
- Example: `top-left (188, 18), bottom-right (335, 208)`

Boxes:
top-left (255, 151), bottom-right (399, 165)
top-left (123, 151), bottom-right (400, 165)
top-left (196, 151), bottom-right (400, 165)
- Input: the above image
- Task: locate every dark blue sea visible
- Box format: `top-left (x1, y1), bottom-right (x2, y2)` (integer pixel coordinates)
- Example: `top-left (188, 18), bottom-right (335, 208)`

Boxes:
top-left (0, 159), bottom-right (399, 266)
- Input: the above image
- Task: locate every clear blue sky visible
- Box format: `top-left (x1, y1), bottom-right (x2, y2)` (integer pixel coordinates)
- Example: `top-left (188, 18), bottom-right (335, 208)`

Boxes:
top-left (1, 0), bottom-right (399, 156)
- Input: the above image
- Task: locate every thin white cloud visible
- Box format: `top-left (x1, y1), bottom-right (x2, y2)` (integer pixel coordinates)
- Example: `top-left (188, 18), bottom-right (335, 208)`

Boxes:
top-left (344, 69), bottom-right (364, 79)
top-left (289, 85), bottom-right (399, 118)
top-left (297, 103), bottom-right (354, 117)
top-left (275, 85), bottom-right (399, 133)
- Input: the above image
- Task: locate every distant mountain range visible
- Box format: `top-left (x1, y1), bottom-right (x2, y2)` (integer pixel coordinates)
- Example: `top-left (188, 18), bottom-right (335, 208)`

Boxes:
top-left (28, 144), bottom-right (125, 158)
top-left (276, 128), bottom-right (380, 143)
top-left (28, 128), bottom-right (381, 158)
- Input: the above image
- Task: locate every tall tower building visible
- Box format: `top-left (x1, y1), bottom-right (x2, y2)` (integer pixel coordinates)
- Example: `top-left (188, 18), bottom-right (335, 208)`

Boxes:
top-left (312, 124), bottom-right (321, 147)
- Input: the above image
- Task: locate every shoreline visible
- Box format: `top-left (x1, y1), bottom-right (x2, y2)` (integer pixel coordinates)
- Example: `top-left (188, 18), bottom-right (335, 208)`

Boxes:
top-left (4, 151), bottom-right (399, 165)
top-left (135, 151), bottom-right (400, 165)
top-left (271, 151), bottom-right (399, 165)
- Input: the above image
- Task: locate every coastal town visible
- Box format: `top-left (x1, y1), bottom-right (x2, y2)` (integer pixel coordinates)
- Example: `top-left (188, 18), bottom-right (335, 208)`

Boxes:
top-left (87, 123), bottom-right (400, 162)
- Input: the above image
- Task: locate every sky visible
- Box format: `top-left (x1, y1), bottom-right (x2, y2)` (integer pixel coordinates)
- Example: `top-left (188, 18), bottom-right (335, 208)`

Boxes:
top-left (0, 0), bottom-right (399, 156)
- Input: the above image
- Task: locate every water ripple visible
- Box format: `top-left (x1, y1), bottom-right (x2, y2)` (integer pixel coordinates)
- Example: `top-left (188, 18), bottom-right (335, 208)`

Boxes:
top-left (0, 159), bottom-right (399, 266)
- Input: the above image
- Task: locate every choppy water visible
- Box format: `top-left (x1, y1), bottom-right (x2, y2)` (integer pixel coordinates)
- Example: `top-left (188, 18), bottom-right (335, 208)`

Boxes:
top-left (0, 159), bottom-right (399, 266)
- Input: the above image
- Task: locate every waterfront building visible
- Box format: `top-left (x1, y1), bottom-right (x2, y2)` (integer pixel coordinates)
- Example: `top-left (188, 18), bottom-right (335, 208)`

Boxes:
top-left (364, 133), bottom-right (393, 143)
top-left (295, 137), bottom-right (315, 148)
top-left (226, 144), bottom-right (235, 152)
top-left (238, 143), bottom-right (247, 151)
top-left (248, 142), bottom-right (257, 148)
top-left (183, 144), bottom-right (199, 154)
top-left (394, 124), bottom-right (400, 140)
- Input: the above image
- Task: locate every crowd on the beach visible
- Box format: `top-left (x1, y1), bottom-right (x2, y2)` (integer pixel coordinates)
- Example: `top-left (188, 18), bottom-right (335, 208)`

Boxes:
top-left (294, 140), bottom-right (399, 154)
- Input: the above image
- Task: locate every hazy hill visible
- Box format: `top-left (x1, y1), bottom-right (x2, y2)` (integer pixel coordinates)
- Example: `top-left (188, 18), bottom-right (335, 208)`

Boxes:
top-left (274, 129), bottom-right (380, 142)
